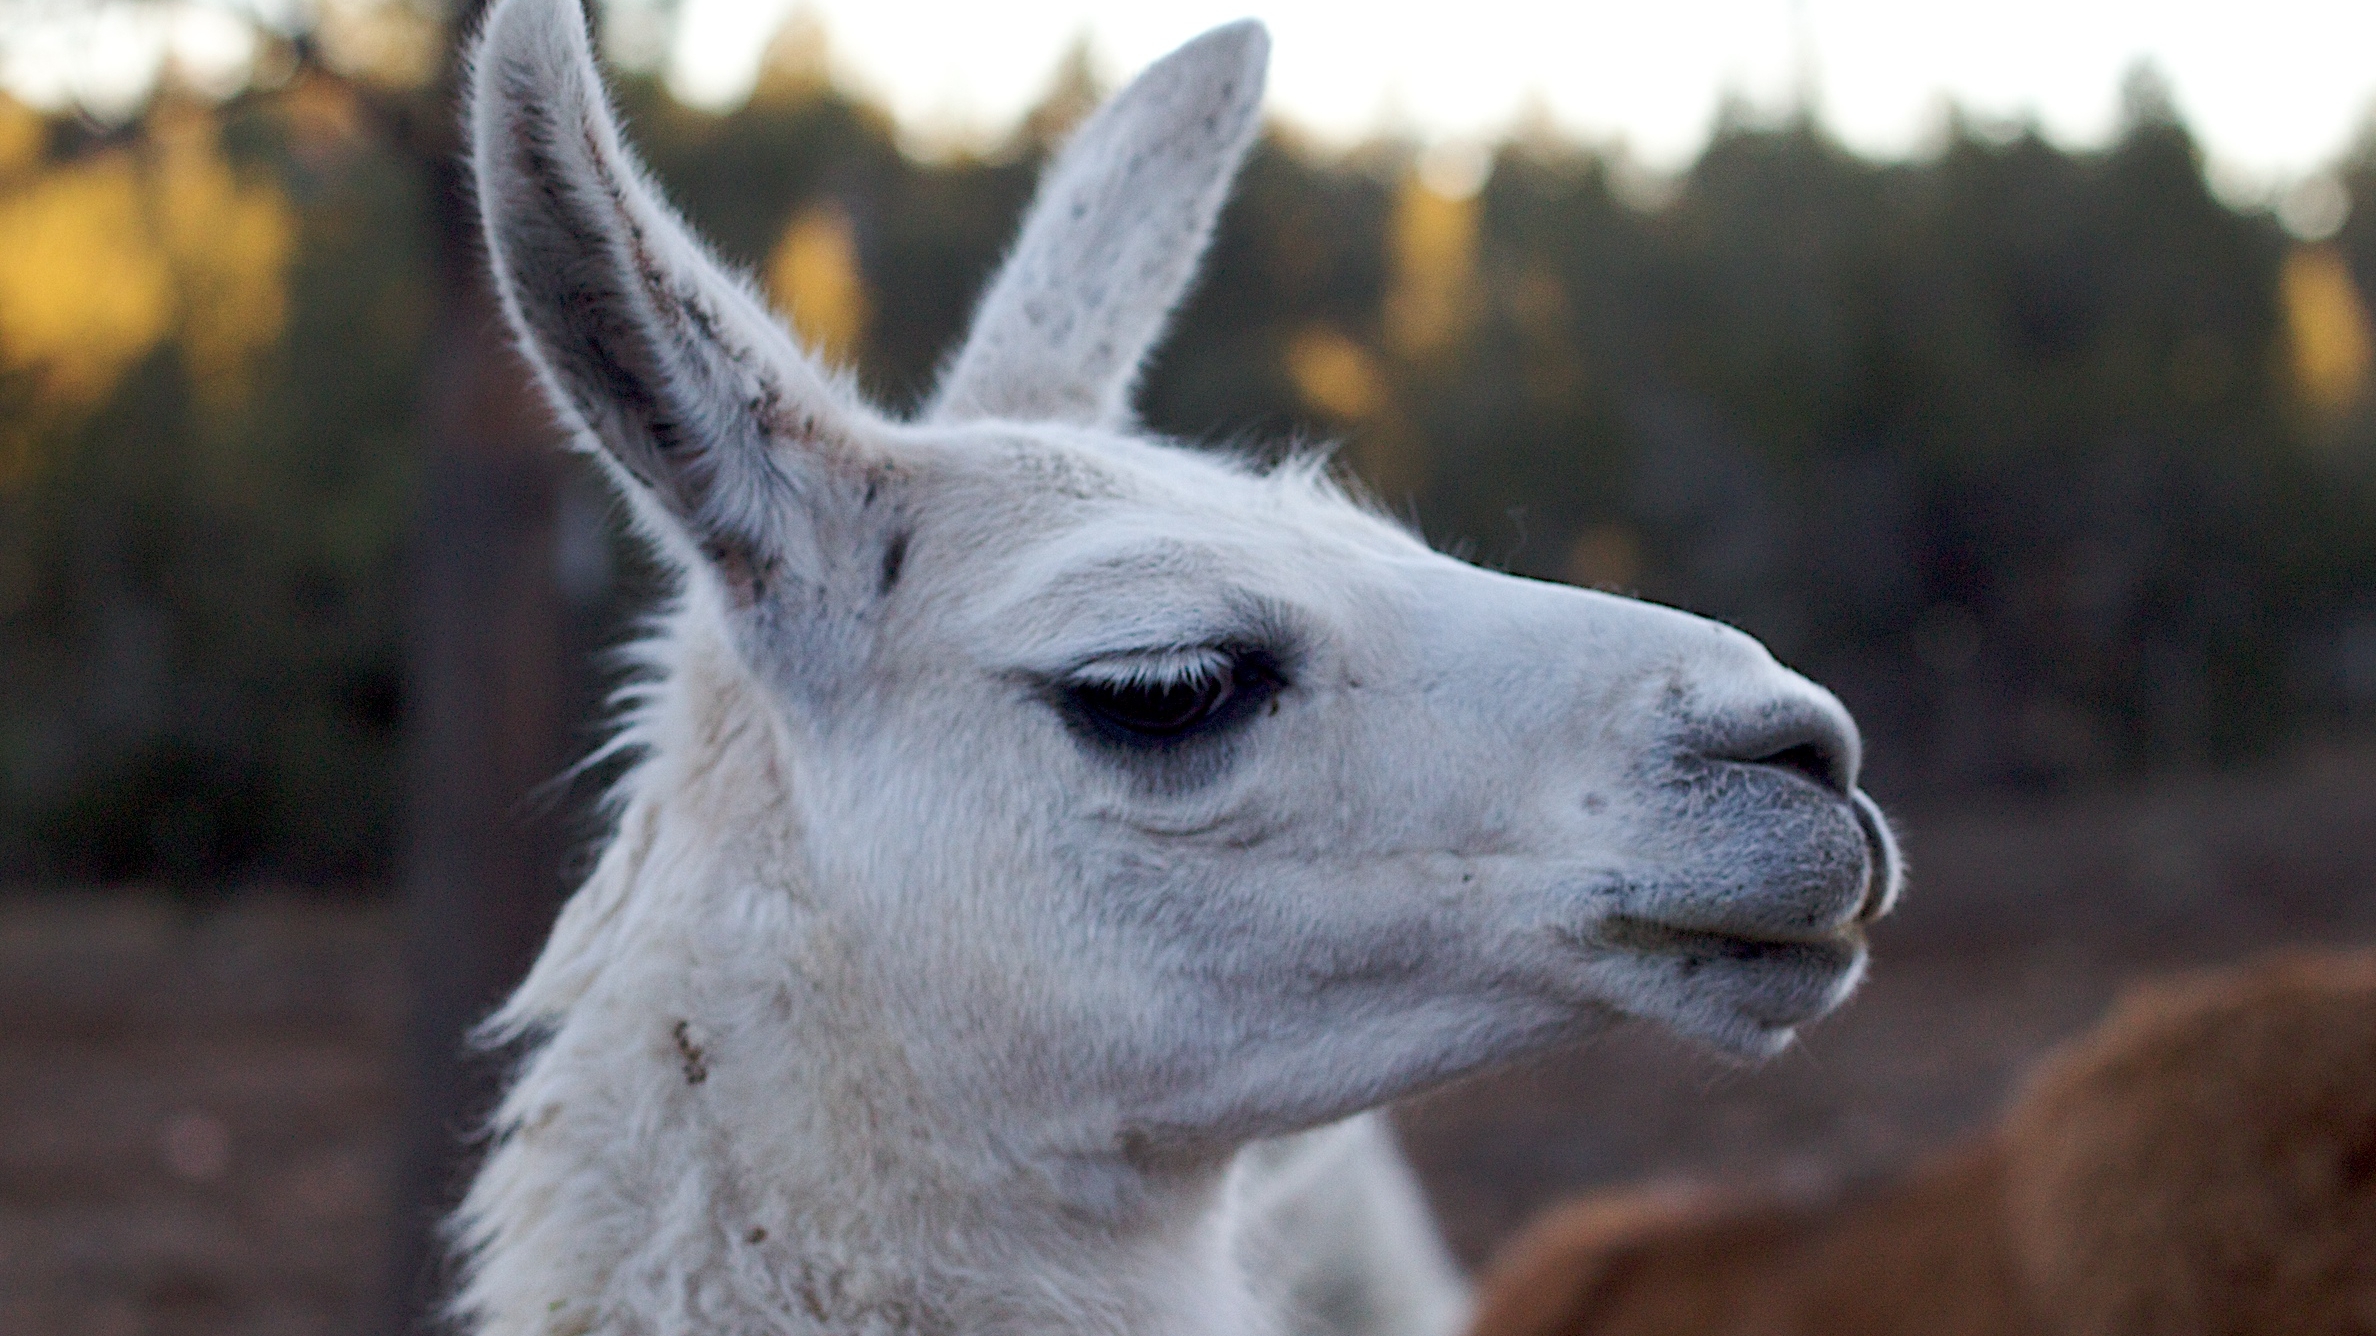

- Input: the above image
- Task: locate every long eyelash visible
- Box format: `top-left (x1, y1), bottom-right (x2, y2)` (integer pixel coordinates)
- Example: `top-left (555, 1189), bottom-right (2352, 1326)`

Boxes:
top-left (1067, 646), bottom-right (1235, 689)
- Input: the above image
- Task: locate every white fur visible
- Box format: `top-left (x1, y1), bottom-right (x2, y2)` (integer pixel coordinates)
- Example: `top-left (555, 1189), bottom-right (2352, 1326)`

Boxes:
top-left (457, 5), bottom-right (1905, 1336)
top-left (928, 20), bottom-right (1268, 428)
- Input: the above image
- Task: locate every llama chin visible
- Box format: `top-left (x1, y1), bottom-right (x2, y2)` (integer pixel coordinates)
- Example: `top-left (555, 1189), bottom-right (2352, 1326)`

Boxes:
top-left (453, 4), bottom-right (1901, 1334)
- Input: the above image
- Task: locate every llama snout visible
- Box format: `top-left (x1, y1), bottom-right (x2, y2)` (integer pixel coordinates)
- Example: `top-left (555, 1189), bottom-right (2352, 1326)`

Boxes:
top-left (1557, 736), bottom-right (1894, 1050)
top-left (1653, 662), bottom-right (1901, 940)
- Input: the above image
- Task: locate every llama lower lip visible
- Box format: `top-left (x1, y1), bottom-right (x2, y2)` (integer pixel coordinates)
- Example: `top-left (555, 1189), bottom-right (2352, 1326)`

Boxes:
top-left (1575, 914), bottom-right (1870, 1042)
top-left (1590, 914), bottom-right (1865, 974)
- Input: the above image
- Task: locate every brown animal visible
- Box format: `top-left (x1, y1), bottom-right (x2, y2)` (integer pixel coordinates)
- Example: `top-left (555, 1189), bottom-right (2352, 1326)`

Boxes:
top-left (1465, 949), bottom-right (2376, 1336)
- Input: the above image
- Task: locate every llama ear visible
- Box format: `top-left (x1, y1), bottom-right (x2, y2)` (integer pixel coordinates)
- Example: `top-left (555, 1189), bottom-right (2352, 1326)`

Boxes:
top-left (926, 21), bottom-right (1269, 427)
top-left (468, 0), bottom-right (872, 602)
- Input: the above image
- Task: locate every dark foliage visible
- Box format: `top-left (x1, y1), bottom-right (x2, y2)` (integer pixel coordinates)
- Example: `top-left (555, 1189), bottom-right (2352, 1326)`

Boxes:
top-left (4, 68), bottom-right (2374, 885)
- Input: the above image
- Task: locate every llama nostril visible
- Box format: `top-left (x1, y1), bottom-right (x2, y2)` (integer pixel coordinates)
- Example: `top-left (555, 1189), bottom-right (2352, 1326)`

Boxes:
top-left (1690, 687), bottom-right (1860, 798)
top-left (1752, 740), bottom-right (1845, 796)
top-left (1723, 711), bottom-right (1857, 797)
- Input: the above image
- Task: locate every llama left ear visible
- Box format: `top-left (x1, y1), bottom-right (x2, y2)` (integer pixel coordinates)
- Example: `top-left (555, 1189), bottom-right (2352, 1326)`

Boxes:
top-left (469, 0), bottom-right (879, 606)
top-left (927, 21), bottom-right (1269, 428)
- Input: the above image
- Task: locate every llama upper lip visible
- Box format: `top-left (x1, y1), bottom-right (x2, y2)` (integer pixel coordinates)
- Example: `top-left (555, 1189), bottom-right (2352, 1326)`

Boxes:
top-left (1851, 789), bottom-right (1900, 923)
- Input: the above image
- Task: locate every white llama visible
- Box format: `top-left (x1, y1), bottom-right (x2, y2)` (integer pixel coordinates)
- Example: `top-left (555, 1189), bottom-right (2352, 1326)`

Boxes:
top-left (457, 3), bottom-right (1904, 1335)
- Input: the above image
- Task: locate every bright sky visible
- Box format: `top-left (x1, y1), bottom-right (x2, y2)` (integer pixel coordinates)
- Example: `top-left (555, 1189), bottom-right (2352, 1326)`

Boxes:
top-left (662, 0), bottom-right (2376, 191)
top-left (1, 0), bottom-right (2371, 196)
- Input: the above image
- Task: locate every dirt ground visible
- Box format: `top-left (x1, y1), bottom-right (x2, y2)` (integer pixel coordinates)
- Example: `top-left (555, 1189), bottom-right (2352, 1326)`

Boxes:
top-left (6, 745), bottom-right (2376, 1333)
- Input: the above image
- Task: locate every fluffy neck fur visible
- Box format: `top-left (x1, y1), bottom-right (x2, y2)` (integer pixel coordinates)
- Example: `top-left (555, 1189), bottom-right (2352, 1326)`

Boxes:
top-left (457, 616), bottom-right (1280, 1336)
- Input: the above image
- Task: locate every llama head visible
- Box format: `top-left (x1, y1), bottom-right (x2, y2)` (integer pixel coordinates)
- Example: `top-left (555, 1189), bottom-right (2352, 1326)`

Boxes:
top-left (470, 0), bottom-right (1899, 1157)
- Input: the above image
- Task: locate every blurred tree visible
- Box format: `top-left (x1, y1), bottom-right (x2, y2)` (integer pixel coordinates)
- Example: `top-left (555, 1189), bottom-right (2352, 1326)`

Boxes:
top-left (4, 0), bottom-right (2376, 977)
top-left (6, 6), bottom-right (2376, 1319)
top-left (12, 5), bottom-right (2376, 861)
top-left (0, 72), bottom-right (422, 882)
top-left (361, 2), bottom-right (592, 1330)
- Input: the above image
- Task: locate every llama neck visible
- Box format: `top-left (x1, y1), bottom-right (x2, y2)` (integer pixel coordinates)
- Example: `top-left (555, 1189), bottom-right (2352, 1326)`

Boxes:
top-left (462, 854), bottom-right (1262, 1336)
top-left (457, 633), bottom-right (1268, 1336)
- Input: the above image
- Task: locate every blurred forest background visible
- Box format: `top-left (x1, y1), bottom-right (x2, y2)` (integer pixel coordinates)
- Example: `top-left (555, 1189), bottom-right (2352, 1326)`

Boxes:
top-left (8, 3), bottom-right (2376, 1333)
top-left (3, 2), bottom-right (2376, 884)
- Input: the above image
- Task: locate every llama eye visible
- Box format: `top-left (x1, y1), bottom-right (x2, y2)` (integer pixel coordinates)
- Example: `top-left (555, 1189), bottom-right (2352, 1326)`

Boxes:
top-left (1064, 650), bottom-right (1283, 745)
top-left (1074, 671), bottom-right (1234, 738)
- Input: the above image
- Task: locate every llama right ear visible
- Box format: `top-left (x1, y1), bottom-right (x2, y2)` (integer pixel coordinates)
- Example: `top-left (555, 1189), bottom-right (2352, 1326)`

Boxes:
top-left (469, 0), bottom-right (875, 604)
top-left (926, 21), bottom-right (1269, 428)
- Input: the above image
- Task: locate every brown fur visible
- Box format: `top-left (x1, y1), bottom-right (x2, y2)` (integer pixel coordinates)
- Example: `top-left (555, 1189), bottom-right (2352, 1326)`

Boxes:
top-left (1467, 949), bottom-right (2376, 1336)
top-left (2003, 950), bottom-right (2376, 1335)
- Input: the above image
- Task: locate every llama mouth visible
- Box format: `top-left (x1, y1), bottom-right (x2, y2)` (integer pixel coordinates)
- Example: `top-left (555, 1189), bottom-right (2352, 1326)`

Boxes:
top-left (1591, 914), bottom-right (1866, 975)
top-left (1560, 911), bottom-right (1870, 1044)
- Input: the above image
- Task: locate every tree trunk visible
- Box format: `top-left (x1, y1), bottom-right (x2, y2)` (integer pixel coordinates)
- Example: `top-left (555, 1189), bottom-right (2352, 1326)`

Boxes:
top-left (382, 15), bottom-right (585, 1325)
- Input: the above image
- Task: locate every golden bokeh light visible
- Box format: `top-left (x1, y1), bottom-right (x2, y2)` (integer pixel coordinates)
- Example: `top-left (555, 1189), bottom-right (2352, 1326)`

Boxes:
top-left (0, 156), bottom-right (176, 407)
top-left (766, 202), bottom-right (871, 365)
top-left (1285, 324), bottom-right (1385, 422)
top-left (2280, 243), bottom-right (2373, 420)
top-left (153, 111), bottom-right (296, 416)
top-left (1385, 173), bottom-right (1480, 362)
top-left (0, 97), bottom-right (43, 179)
top-left (0, 109), bottom-right (294, 488)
